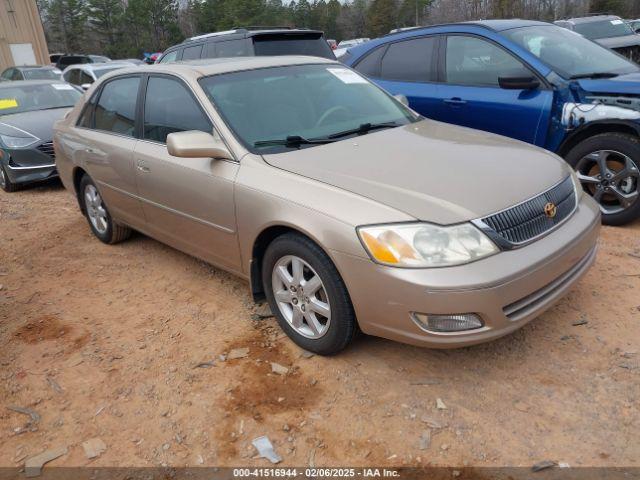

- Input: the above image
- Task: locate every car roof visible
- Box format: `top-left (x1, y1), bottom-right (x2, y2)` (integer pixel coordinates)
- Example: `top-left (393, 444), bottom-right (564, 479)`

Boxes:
top-left (561, 15), bottom-right (621, 24)
top-left (178, 28), bottom-right (324, 47)
top-left (377, 19), bottom-right (554, 38)
top-left (0, 79), bottom-right (67, 88)
top-left (16, 65), bottom-right (56, 70)
top-left (66, 62), bottom-right (134, 71)
top-left (104, 55), bottom-right (336, 80)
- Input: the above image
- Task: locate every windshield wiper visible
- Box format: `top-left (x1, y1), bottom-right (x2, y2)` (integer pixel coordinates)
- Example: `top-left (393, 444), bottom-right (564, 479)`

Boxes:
top-left (254, 135), bottom-right (335, 149)
top-left (569, 72), bottom-right (620, 80)
top-left (326, 121), bottom-right (400, 140)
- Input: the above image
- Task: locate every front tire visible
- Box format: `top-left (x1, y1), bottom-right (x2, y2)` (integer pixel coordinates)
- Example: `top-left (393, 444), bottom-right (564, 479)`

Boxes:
top-left (566, 133), bottom-right (640, 226)
top-left (79, 174), bottom-right (131, 244)
top-left (0, 164), bottom-right (19, 192)
top-left (262, 233), bottom-right (356, 355)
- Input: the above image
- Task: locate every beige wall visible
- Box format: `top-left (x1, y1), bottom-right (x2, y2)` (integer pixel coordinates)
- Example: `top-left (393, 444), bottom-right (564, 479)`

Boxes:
top-left (0, 0), bottom-right (50, 70)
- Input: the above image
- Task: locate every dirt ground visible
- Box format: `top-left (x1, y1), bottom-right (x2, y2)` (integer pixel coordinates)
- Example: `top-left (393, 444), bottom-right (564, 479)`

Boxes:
top-left (0, 180), bottom-right (639, 470)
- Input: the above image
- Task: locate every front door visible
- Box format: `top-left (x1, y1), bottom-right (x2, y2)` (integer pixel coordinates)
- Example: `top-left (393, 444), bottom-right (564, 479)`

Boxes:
top-left (434, 35), bottom-right (553, 146)
top-left (133, 75), bottom-right (241, 271)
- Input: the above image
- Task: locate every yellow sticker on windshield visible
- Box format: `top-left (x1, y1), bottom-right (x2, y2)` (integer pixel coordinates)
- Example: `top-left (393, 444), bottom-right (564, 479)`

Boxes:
top-left (0, 98), bottom-right (18, 109)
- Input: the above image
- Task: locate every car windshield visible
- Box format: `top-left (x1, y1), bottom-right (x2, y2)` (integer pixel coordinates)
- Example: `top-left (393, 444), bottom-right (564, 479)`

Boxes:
top-left (22, 69), bottom-right (60, 80)
top-left (199, 64), bottom-right (418, 154)
top-left (573, 19), bottom-right (635, 39)
top-left (503, 25), bottom-right (638, 79)
top-left (0, 83), bottom-right (80, 115)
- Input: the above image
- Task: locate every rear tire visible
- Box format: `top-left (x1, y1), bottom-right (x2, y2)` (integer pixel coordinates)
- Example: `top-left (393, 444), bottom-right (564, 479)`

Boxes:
top-left (565, 133), bottom-right (640, 226)
top-left (262, 233), bottom-right (356, 355)
top-left (0, 164), bottom-right (19, 192)
top-left (79, 174), bottom-right (131, 244)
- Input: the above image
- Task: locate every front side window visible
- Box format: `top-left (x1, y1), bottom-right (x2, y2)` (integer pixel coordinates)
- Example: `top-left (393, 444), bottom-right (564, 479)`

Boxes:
top-left (199, 64), bottom-right (417, 154)
top-left (380, 36), bottom-right (437, 82)
top-left (182, 44), bottom-right (203, 60)
top-left (159, 50), bottom-right (179, 64)
top-left (502, 25), bottom-right (638, 79)
top-left (354, 46), bottom-right (386, 77)
top-left (445, 35), bottom-right (530, 86)
top-left (0, 83), bottom-right (81, 115)
top-left (11, 70), bottom-right (23, 80)
top-left (573, 19), bottom-right (635, 39)
top-left (143, 76), bottom-right (211, 143)
top-left (80, 71), bottom-right (94, 85)
top-left (94, 77), bottom-right (140, 137)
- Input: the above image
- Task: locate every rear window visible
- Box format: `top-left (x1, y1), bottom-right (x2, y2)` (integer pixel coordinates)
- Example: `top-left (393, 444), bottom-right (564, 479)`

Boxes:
top-left (252, 34), bottom-right (335, 59)
top-left (58, 56), bottom-right (89, 67)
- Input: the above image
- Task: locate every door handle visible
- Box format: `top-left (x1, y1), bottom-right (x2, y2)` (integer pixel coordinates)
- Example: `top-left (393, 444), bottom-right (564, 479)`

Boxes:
top-left (443, 97), bottom-right (467, 106)
top-left (136, 160), bottom-right (150, 173)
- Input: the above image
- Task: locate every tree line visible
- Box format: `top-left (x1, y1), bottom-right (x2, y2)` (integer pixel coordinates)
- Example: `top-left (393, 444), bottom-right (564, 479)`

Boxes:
top-left (36, 0), bottom-right (640, 60)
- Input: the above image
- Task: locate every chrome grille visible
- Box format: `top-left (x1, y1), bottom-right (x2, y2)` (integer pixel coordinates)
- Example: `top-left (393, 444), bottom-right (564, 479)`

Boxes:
top-left (478, 176), bottom-right (576, 248)
top-left (37, 141), bottom-right (55, 160)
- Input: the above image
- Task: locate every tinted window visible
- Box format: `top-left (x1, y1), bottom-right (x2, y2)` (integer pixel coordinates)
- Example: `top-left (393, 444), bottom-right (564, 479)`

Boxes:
top-left (216, 39), bottom-right (248, 57)
top-left (80, 71), bottom-right (93, 84)
top-left (1, 69), bottom-right (12, 80)
top-left (252, 34), bottom-right (334, 59)
top-left (445, 36), bottom-right (530, 86)
top-left (94, 77), bottom-right (140, 136)
top-left (143, 76), bottom-right (211, 143)
top-left (78, 92), bottom-right (98, 128)
top-left (159, 50), bottom-right (179, 63)
top-left (182, 44), bottom-right (203, 60)
top-left (380, 37), bottom-right (437, 82)
top-left (64, 69), bottom-right (79, 85)
top-left (58, 56), bottom-right (88, 67)
top-left (11, 69), bottom-right (23, 80)
top-left (354, 46), bottom-right (386, 77)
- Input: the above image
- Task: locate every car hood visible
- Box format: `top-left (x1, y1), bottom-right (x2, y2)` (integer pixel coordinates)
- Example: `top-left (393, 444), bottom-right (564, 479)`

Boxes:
top-left (264, 120), bottom-right (570, 225)
top-left (577, 71), bottom-right (640, 95)
top-left (595, 35), bottom-right (640, 49)
top-left (0, 108), bottom-right (70, 142)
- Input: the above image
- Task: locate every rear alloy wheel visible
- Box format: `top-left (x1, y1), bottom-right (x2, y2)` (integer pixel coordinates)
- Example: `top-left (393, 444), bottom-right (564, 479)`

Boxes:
top-left (262, 233), bottom-right (357, 355)
top-left (567, 133), bottom-right (640, 225)
top-left (79, 174), bottom-right (131, 244)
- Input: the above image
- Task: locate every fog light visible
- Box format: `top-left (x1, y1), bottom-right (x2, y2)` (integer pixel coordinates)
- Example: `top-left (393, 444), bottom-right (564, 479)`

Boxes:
top-left (412, 313), bottom-right (483, 333)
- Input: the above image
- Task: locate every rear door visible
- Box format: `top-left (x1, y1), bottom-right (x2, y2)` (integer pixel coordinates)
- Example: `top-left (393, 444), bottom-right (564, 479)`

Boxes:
top-left (133, 74), bottom-right (241, 270)
top-left (76, 75), bottom-right (146, 228)
top-left (354, 36), bottom-right (442, 119)
top-left (434, 35), bottom-right (553, 146)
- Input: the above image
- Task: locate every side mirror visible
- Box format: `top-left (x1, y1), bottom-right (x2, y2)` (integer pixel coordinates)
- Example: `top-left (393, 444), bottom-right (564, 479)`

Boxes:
top-left (167, 130), bottom-right (233, 160)
top-left (80, 83), bottom-right (92, 90)
top-left (394, 94), bottom-right (409, 107)
top-left (498, 75), bottom-right (540, 90)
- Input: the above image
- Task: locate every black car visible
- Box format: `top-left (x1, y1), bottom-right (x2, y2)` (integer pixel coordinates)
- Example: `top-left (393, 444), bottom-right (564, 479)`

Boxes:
top-left (157, 27), bottom-right (335, 63)
top-left (0, 80), bottom-right (82, 192)
top-left (0, 66), bottom-right (62, 82)
top-left (55, 54), bottom-right (111, 71)
top-left (555, 15), bottom-right (640, 62)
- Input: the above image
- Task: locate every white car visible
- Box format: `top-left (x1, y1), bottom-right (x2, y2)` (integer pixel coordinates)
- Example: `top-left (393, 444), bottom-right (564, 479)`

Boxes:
top-left (334, 38), bottom-right (370, 58)
top-left (61, 62), bottom-right (137, 90)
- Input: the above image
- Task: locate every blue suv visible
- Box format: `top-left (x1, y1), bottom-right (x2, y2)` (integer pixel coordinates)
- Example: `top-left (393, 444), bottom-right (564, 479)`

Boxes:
top-left (343, 20), bottom-right (640, 225)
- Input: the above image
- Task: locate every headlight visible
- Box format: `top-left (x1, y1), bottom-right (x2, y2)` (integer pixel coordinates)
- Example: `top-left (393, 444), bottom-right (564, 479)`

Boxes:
top-left (358, 222), bottom-right (498, 268)
top-left (0, 134), bottom-right (39, 148)
top-left (570, 169), bottom-right (583, 200)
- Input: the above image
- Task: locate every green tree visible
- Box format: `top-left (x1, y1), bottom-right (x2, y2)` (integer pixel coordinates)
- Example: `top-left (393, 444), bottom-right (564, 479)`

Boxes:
top-left (47, 0), bottom-right (88, 52)
top-left (86, 0), bottom-right (124, 57)
top-left (366, 0), bottom-right (397, 37)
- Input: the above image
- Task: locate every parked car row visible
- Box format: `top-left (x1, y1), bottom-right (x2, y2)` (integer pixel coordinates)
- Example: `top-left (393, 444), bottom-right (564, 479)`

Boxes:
top-left (1, 18), bottom-right (636, 355)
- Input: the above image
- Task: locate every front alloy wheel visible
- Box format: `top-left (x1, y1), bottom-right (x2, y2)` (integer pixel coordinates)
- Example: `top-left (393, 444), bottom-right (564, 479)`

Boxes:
top-left (575, 150), bottom-right (639, 215)
top-left (566, 133), bottom-right (640, 225)
top-left (262, 233), bottom-right (357, 355)
top-left (271, 255), bottom-right (331, 339)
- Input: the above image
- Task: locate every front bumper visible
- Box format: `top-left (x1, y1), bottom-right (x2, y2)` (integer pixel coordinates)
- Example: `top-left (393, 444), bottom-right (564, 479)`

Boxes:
top-left (332, 195), bottom-right (601, 348)
top-left (2, 143), bottom-right (58, 185)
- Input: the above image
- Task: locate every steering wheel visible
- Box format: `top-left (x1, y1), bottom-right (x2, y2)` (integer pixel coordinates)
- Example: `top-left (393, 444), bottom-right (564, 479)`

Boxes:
top-left (315, 105), bottom-right (350, 127)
